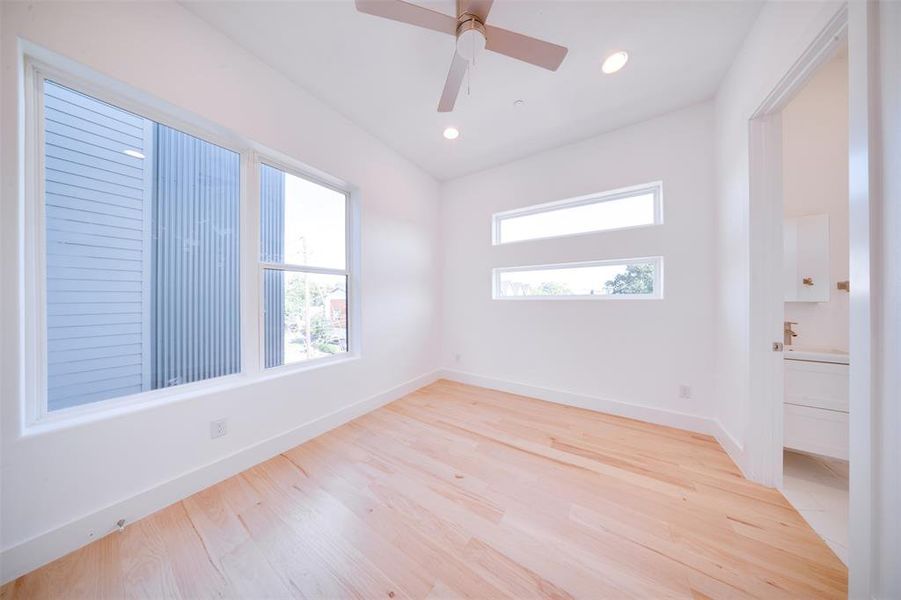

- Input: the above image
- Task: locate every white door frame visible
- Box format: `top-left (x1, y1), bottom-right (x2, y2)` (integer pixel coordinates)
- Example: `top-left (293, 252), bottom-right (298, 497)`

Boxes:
top-left (746, 6), bottom-right (848, 489)
top-left (748, 2), bottom-right (888, 594)
top-left (846, 2), bottom-right (882, 597)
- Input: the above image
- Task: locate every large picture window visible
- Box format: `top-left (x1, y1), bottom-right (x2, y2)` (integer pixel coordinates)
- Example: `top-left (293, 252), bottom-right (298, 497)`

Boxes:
top-left (260, 164), bottom-right (349, 368)
top-left (26, 61), bottom-right (357, 423)
top-left (42, 79), bottom-right (240, 411)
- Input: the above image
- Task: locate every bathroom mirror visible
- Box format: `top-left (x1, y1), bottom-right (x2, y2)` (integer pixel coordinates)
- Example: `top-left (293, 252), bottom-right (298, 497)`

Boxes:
top-left (784, 214), bottom-right (830, 302)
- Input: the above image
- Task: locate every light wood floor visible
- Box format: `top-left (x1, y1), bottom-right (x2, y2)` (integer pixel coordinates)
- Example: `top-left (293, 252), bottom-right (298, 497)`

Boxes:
top-left (1, 380), bottom-right (847, 599)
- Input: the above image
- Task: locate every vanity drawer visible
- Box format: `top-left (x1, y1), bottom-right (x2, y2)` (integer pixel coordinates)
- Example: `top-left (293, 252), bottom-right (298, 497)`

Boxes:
top-left (784, 360), bottom-right (849, 412)
top-left (784, 403), bottom-right (848, 460)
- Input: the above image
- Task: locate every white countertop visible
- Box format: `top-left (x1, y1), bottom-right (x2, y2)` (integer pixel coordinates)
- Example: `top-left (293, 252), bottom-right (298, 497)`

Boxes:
top-left (784, 347), bottom-right (850, 364)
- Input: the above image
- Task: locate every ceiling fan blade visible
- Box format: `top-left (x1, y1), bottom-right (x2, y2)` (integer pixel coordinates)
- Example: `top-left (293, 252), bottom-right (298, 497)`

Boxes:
top-left (457, 0), bottom-right (494, 21)
top-left (485, 25), bottom-right (568, 71)
top-left (355, 0), bottom-right (457, 35)
top-left (438, 53), bottom-right (469, 112)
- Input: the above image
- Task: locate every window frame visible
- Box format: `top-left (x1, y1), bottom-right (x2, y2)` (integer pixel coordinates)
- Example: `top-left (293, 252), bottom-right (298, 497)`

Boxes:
top-left (20, 50), bottom-right (359, 432)
top-left (491, 181), bottom-right (664, 246)
top-left (492, 257), bottom-right (664, 301)
top-left (255, 158), bottom-right (356, 374)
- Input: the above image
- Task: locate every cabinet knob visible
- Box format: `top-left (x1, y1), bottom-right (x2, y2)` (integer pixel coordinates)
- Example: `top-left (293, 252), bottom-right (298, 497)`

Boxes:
top-left (802, 277), bottom-right (814, 286)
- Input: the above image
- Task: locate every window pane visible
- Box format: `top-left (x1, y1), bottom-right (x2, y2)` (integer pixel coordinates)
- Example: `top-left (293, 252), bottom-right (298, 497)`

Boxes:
top-left (495, 260), bottom-right (660, 298)
top-left (44, 80), bottom-right (240, 411)
top-left (496, 189), bottom-right (658, 244)
top-left (263, 270), bottom-right (347, 367)
top-left (260, 164), bottom-right (346, 269)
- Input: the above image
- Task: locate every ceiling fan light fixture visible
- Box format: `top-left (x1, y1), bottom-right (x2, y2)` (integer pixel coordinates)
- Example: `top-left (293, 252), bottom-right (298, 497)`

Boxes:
top-left (456, 18), bottom-right (487, 63)
top-left (443, 127), bottom-right (460, 140)
top-left (354, 0), bottom-right (569, 112)
top-left (602, 51), bottom-right (629, 74)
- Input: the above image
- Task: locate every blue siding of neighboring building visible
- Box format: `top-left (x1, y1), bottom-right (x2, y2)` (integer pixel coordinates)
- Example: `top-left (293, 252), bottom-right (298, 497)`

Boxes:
top-left (151, 126), bottom-right (241, 388)
top-left (45, 80), bottom-right (243, 410)
top-left (260, 164), bottom-right (285, 368)
top-left (44, 81), bottom-right (150, 411)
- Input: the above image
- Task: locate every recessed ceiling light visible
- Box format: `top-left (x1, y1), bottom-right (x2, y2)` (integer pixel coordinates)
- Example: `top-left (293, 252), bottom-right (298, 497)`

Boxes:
top-left (443, 127), bottom-right (460, 140)
top-left (123, 149), bottom-right (145, 159)
top-left (602, 51), bottom-right (629, 74)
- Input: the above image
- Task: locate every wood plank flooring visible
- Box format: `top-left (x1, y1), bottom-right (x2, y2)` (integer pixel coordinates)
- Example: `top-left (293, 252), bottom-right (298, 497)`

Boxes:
top-left (1, 380), bottom-right (848, 599)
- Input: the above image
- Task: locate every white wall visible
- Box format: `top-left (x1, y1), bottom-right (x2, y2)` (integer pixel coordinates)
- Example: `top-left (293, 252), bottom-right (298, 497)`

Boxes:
top-left (782, 53), bottom-right (849, 351)
top-left (440, 103), bottom-right (718, 432)
top-left (0, 1), bottom-right (440, 582)
top-left (712, 0), bottom-right (844, 478)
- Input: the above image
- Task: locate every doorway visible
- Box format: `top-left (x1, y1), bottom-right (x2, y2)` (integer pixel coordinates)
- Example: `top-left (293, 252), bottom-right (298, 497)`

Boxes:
top-left (779, 45), bottom-right (850, 563)
top-left (746, 5), bottom-right (849, 563)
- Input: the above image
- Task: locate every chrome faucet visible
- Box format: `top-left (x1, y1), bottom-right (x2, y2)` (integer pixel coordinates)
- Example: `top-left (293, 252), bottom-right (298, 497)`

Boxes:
top-left (784, 321), bottom-right (798, 346)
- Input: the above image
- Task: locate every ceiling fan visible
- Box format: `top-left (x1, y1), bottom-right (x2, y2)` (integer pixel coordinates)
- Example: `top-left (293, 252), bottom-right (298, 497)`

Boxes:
top-left (355, 0), bottom-right (568, 112)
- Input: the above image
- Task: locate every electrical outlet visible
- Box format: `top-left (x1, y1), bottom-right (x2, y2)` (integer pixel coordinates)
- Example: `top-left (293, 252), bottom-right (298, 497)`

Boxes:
top-left (210, 418), bottom-right (228, 439)
top-left (678, 385), bottom-right (692, 399)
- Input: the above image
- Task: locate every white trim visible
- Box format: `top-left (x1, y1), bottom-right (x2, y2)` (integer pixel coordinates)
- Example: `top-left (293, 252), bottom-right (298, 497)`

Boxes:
top-left (491, 181), bottom-right (663, 246)
top-left (259, 262), bottom-right (347, 276)
top-left (20, 52), bottom-right (46, 430)
top-left (24, 60), bottom-right (250, 429)
top-left (492, 256), bottom-right (663, 300)
top-left (713, 419), bottom-right (747, 477)
top-left (846, 2), bottom-right (878, 596)
top-left (438, 369), bottom-right (748, 477)
top-left (21, 355), bottom-right (363, 437)
top-left (242, 149), bottom-right (261, 382)
top-left (22, 45), bottom-right (247, 154)
top-left (0, 369), bottom-right (442, 585)
top-left (254, 158), bottom-right (356, 372)
top-left (745, 5), bottom-right (847, 487)
top-left (258, 345), bottom-right (357, 378)
top-left (439, 368), bottom-right (720, 436)
top-left (19, 45), bottom-right (363, 432)
top-left (139, 119), bottom-right (154, 392)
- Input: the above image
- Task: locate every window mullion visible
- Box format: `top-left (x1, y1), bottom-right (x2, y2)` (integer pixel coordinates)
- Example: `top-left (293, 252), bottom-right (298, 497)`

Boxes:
top-left (259, 262), bottom-right (347, 277)
top-left (243, 152), bottom-right (262, 378)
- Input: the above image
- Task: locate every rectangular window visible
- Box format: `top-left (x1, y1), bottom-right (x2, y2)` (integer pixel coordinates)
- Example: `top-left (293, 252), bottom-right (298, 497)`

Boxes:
top-left (42, 79), bottom-right (240, 412)
top-left (492, 182), bottom-right (662, 244)
top-left (260, 164), bottom-right (349, 368)
top-left (26, 59), bottom-right (358, 425)
top-left (493, 257), bottom-right (663, 299)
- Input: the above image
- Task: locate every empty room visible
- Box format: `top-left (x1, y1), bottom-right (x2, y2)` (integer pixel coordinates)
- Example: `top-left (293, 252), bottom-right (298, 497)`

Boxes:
top-left (0, 1), bottom-right (898, 598)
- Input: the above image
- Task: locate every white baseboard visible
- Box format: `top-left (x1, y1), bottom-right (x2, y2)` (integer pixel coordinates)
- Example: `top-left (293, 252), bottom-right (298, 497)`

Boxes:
top-left (0, 369), bottom-right (441, 585)
top-left (438, 369), bottom-right (721, 437)
top-left (438, 369), bottom-right (755, 481)
top-left (711, 418), bottom-right (748, 476)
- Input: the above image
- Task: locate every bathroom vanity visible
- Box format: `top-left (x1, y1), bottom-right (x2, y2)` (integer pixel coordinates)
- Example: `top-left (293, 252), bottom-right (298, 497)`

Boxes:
top-left (783, 348), bottom-right (849, 460)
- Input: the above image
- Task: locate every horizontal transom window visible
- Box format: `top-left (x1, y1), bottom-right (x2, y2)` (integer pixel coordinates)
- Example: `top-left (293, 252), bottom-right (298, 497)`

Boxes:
top-left (492, 182), bottom-right (662, 245)
top-left (493, 257), bottom-right (663, 300)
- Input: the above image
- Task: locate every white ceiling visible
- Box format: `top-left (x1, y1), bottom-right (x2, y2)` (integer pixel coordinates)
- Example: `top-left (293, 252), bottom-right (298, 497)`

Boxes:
top-left (183, 0), bottom-right (763, 181)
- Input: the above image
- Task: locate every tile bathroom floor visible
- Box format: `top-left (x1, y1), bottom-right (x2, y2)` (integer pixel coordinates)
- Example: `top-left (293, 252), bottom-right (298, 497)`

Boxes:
top-left (782, 449), bottom-right (849, 564)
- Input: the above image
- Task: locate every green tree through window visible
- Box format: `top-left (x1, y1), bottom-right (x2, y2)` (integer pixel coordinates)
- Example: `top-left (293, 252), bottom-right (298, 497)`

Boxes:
top-left (604, 263), bottom-right (655, 294)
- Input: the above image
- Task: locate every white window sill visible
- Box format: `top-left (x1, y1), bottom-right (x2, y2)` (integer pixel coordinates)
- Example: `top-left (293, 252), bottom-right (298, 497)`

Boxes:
top-left (492, 295), bottom-right (663, 300)
top-left (21, 353), bottom-right (360, 438)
